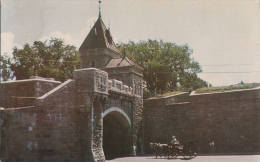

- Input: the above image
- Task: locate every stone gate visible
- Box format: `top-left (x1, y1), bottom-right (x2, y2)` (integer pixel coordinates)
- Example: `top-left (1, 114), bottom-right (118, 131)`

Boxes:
top-left (72, 68), bottom-right (143, 161)
top-left (0, 14), bottom-right (143, 162)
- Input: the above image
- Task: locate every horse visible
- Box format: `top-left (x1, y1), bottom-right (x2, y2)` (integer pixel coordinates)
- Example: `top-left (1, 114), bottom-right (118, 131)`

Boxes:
top-left (149, 142), bottom-right (158, 155)
top-left (149, 142), bottom-right (168, 158)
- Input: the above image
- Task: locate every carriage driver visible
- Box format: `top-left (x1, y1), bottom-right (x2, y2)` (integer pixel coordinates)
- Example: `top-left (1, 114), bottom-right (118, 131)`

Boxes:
top-left (170, 136), bottom-right (179, 145)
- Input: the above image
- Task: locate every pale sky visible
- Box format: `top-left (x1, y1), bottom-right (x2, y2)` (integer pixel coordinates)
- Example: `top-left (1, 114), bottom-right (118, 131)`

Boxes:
top-left (1, 0), bottom-right (260, 86)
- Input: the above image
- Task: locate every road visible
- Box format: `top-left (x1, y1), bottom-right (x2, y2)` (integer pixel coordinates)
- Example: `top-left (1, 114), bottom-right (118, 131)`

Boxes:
top-left (107, 155), bottom-right (260, 162)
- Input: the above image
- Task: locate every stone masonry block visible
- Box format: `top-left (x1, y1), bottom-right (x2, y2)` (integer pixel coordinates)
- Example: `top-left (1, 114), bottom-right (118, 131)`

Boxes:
top-left (74, 68), bottom-right (108, 95)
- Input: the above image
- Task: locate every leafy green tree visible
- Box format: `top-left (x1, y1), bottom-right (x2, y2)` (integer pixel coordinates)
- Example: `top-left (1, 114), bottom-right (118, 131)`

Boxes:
top-left (0, 55), bottom-right (13, 81)
top-left (118, 40), bottom-right (208, 96)
top-left (9, 38), bottom-right (80, 81)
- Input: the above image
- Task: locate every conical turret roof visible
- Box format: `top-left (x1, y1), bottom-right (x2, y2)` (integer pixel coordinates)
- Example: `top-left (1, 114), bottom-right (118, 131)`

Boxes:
top-left (79, 17), bottom-right (120, 56)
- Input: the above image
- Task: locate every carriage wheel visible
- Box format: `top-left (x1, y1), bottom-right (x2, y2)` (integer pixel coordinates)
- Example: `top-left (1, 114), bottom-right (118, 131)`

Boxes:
top-left (172, 152), bottom-right (178, 159)
top-left (183, 154), bottom-right (193, 160)
top-left (183, 152), bottom-right (197, 160)
top-left (167, 147), bottom-right (178, 159)
top-left (168, 152), bottom-right (178, 159)
top-left (193, 152), bottom-right (197, 158)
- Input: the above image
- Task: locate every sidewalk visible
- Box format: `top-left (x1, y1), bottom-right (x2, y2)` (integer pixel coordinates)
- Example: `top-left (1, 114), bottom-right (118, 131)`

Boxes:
top-left (107, 155), bottom-right (260, 162)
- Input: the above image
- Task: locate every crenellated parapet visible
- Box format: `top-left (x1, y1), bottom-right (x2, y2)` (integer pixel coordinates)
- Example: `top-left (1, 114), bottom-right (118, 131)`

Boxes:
top-left (109, 79), bottom-right (133, 96)
top-left (74, 68), bottom-right (142, 98)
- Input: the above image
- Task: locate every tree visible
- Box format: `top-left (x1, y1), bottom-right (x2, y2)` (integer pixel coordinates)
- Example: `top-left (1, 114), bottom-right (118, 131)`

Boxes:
top-left (0, 55), bottom-right (13, 81)
top-left (118, 40), bottom-right (208, 96)
top-left (9, 38), bottom-right (80, 81)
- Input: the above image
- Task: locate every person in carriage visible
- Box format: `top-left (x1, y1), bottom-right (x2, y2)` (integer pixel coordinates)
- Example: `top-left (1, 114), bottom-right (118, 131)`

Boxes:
top-left (170, 136), bottom-right (179, 145)
top-left (170, 136), bottom-right (183, 151)
top-left (168, 136), bottom-right (196, 159)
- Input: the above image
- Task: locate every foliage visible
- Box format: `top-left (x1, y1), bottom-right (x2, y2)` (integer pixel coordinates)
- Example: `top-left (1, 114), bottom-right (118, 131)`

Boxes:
top-left (195, 83), bottom-right (260, 94)
top-left (118, 40), bottom-right (208, 97)
top-left (0, 55), bottom-right (13, 81)
top-left (8, 38), bottom-right (80, 81)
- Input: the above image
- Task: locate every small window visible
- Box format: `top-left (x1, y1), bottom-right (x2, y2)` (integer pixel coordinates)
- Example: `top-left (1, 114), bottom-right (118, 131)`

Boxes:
top-left (94, 27), bottom-right (98, 36)
top-left (91, 61), bottom-right (95, 67)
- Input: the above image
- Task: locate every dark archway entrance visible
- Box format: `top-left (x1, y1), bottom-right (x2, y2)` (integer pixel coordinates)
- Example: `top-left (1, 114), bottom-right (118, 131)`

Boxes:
top-left (103, 109), bottom-right (131, 160)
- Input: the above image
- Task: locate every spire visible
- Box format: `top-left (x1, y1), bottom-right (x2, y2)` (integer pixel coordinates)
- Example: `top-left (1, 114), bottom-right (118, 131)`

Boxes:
top-left (98, 0), bottom-right (102, 18)
top-left (79, 16), bottom-right (120, 56)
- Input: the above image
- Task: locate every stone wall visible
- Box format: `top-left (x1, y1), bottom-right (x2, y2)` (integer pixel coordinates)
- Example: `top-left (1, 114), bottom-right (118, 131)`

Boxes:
top-left (73, 68), bottom-right (108, 162)
top-left (36, 80), bottom-right (82, 162)
top-left (0, 79), bottom-right (60, 108)
top-left (144, 89), bottom-right (260, 154)
top-left (1, 79), bottom-right (82, 162)
top-left (133, 96), bottom-right (144, 154)
top-left (0, 106), bottom-right (38, 162)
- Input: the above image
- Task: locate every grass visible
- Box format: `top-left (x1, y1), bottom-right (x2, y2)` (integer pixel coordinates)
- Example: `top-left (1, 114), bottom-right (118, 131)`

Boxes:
top-left (155, 91), bottom-right (184, 98)
top-left (150, 83), bottom-right (260, 98)
top-left (195, 83), bottom-right (260, 94)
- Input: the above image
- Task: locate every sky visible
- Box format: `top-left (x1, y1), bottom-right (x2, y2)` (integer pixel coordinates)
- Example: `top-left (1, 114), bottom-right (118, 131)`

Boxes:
top-left (1, 0), bottom-right (260, 86)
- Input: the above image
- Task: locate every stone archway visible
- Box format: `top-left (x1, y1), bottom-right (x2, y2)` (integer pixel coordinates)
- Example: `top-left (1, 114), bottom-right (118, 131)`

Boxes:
top-left (102, 107), bottom-right (132, 160)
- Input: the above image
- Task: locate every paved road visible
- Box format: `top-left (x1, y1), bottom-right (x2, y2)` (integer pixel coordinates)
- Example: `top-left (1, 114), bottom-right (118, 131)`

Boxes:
top-left (108, 155), bottom-right (260, 162)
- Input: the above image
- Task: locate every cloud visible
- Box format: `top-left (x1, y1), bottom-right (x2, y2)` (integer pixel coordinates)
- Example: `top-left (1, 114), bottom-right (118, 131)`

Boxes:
top-left (1, 28), bottom-right (92, 59)
top-left (1, 31), bottom-right (82, 59)
top-left (1, 32), bottom-right (21, 58)
top-left (40, 17), bottom-right (97, 49)
top-left (40, 31), bottom-right (79, 47)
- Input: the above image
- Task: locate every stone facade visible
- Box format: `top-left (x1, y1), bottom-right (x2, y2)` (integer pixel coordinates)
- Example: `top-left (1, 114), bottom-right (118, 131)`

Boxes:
top-left (144, 88), bottom-right (260, 154)
top-left (0, 68), bottom-right (143, 162)
top-left (0, 15), bottom-right (144, 162)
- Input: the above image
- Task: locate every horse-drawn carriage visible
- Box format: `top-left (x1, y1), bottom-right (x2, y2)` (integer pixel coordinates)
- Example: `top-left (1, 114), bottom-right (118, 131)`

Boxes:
top-left (150, 138), bottom-right (197, 160)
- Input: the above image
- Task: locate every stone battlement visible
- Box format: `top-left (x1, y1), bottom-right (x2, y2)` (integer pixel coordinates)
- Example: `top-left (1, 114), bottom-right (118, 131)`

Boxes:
top-left (109, 79), bottom-right (134, 96)
top-left (74, 68), bottom-right (141, 97)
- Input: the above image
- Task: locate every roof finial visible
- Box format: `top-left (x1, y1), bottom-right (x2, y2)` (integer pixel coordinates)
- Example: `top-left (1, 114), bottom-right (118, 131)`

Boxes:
top-left (98, 0), bottom-right (102, 18)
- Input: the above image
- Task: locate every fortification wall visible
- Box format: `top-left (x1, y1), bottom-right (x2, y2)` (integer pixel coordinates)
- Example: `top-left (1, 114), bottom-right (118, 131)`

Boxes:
top-left (1, 80), bottom-right (82, 162)
top-left (0, 79), bottom-right (60, 108)
top-left (0, 106), bottom-right (38, 162)
top-left (36, 80), bottom-right (82, 162)
top-left (144, 88), bottom-right (260, 154)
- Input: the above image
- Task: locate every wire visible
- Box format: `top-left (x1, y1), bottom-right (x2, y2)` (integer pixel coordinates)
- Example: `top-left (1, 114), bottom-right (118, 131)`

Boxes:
top-left (200, 71), bottom-right (260, 74)
top-left (2, 60), bottom-right (260, 74)
top-left (201, 64), bottom-right (254, 67)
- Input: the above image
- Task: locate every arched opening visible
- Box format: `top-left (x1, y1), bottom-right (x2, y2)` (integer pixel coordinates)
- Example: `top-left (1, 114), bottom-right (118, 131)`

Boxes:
top-left (103, 108), bottom-right (131, 160)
